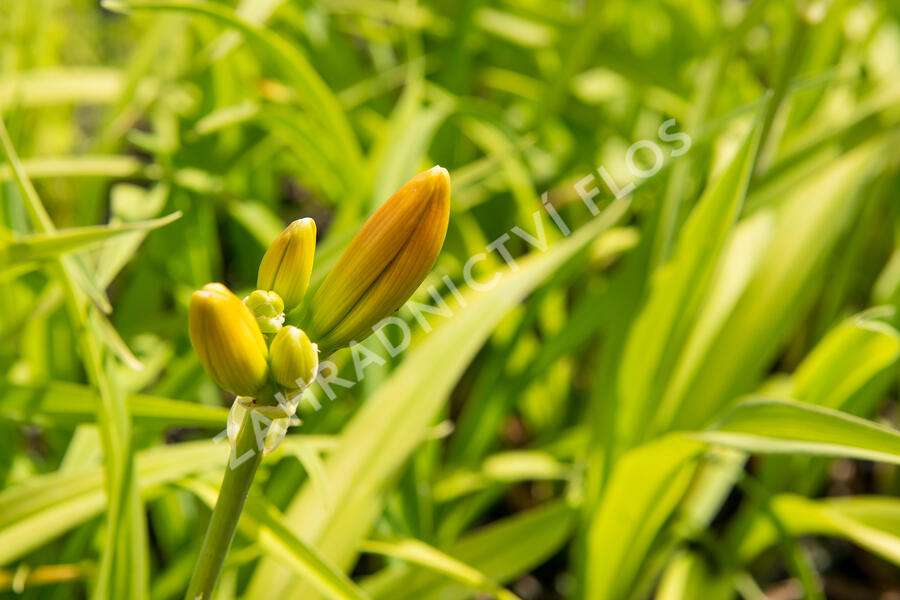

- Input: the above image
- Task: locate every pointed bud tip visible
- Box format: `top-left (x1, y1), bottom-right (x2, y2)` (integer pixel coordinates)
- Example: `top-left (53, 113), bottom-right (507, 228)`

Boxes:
top-left (428, 165), bottom-right (449, 179)
top-left (258, 217), bottom-right (317, 311)
top-left (286, 217), bottom-right (317, 234)
top-left (413, 165), bottom-right (450, 197)
top-left (423, 166), bottom-right (450, 207)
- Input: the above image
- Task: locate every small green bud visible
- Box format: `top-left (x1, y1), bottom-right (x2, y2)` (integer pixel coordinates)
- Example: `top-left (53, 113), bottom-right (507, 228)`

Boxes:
top-left (189, 283), bottom-right (269, 396)
top-left (244, 290), bottom-right (285, 333)
top-left (270, 326), bottom-right (319, 390)
top-left (257, 218), bottom-right (317, 312)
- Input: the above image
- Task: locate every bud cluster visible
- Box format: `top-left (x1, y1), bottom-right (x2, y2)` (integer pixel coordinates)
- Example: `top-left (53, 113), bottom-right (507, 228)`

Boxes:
top-left (189, 283), bottom-right (319, 398)
top-left (188, 166), bottom-right (451, 401)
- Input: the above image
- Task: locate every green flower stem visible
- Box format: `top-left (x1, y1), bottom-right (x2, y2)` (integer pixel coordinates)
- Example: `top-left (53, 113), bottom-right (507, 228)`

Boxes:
top-left (185, 409), bottom-right (263, 600)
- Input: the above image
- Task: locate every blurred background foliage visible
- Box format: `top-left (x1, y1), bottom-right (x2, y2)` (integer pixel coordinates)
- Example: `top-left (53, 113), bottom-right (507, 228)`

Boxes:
top-left (1, 0), bottom-right (900, 598)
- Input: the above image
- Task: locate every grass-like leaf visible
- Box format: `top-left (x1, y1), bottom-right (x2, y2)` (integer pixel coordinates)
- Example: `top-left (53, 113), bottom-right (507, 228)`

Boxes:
top-left (0, 212), bottom-right (180, 264)
top-left (736, 495), bottom-right (900, 566)
top-left (693, 397), bottom-right (900, 465)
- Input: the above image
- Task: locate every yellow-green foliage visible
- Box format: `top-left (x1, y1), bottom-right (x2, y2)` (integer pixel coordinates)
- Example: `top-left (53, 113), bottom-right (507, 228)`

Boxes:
top-left (0, 1), bottom-right (899, 599)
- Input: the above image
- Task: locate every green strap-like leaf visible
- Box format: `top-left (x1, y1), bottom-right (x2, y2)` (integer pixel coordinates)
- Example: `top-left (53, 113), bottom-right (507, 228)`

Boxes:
top-left (585, 436), bottom-right (706, 600)
top-left (0, 154), bottom-right (145, 182)
top-left (617, 120), bottom-right (760, 445)
top-left (362, 502), bottom-right (576, 600)
top-left (0, 381), bottom-right (228, 429)
top-left (792, 314), bottom-right (900, 410)
top-left (736, 495), bottom-right (900, 566)
top-left (0, 212), bottom-right (180, 265)
top-left (692, 397), bottom-right (900, 465)
top-left (655, 550), bottom-right (733, 600)
top-left (0, 441), bottom-right (226, 565)
top-left (665, 139), bottom-right (887, 430)
top-left (102, 0), bottom-right (361, 186)
top-left (0, 110), bottom-right (147, 600)
top-left (360, 538), bottom-right (521, 600)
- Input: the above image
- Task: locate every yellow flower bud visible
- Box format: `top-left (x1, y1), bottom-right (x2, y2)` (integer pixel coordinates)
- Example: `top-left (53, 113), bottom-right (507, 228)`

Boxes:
top-left (189, 283), bottom-right (270, 396)
top-left (305, 166), bottom-right (450, 354)
top-left (270, 326), bottom-right (319, 389)
top-left (257, 218), bottom-right (317, 311)
top-left (244, 289), bottom-right (285, 333)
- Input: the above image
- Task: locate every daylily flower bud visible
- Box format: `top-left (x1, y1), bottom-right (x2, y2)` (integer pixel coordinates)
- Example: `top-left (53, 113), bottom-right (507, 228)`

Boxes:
top-left (306, 166), bottom-right (450, 354)
top-left (270, 326), bottom-right (319, 390)
top-left (257, 218), bottom-right (317, 311)
top-left (244, 290), bottom-right (285, 333)
top-left (189, 283), bottom-right (269, 396)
